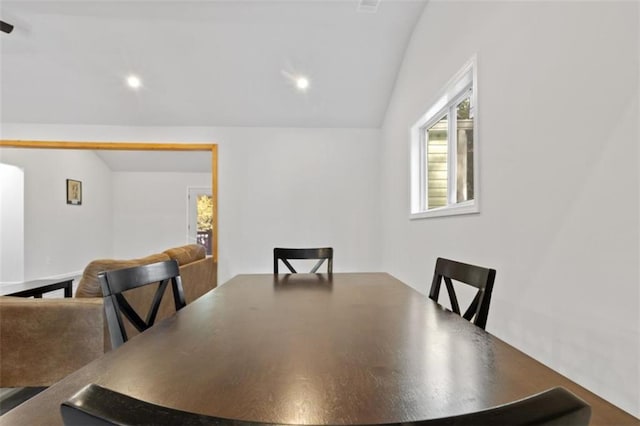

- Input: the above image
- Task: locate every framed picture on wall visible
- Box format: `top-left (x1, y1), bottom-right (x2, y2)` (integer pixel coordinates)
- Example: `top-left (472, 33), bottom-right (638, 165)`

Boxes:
top-left (66, 179), bottom-right (82, 205)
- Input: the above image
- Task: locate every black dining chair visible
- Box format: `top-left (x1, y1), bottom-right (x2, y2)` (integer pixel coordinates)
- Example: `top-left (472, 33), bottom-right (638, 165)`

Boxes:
top-left (98, 260), bottom-right (187, 349)
top-left (429, 257), bottom-right (496, 330)
top-left (60, 384), bottom-right (590, 426)
top-left (273, 247), bottom-right (333, 274)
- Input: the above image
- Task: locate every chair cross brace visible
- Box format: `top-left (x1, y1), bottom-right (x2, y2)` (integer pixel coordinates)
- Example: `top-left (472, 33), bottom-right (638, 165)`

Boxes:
top-left (280, 258), bottom-right (327, 274)
top-left (114, 278), bottom-right (176, 334)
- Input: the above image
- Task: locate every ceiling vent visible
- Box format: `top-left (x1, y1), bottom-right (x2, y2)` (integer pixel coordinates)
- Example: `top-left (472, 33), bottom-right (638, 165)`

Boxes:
top-left (357, 0), bottom-right (380, 13)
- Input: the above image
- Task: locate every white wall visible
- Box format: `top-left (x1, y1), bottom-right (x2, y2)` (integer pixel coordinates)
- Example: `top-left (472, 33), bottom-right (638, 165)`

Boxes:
top-left (380, 1), bottom-right (639, 416)
top-left (0, 124), bottom-right (382, 284)
top-left (0, 148), bottom-right (113, 280)
top-left (0, 163), bottom-right (24, 283)
top-left (112, 172), bottom-right (211, 259)
top-left (215, 127), bottom-right (382, 281)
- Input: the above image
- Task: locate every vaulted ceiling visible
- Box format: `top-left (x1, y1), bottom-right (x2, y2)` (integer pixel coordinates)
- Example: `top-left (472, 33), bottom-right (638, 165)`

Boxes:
top-left (0, 1), bottom-right (426, 128)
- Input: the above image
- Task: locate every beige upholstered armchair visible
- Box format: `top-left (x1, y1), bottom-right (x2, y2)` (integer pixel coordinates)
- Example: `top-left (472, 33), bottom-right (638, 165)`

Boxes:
top-left (0, 296), bottom-right (104, 387)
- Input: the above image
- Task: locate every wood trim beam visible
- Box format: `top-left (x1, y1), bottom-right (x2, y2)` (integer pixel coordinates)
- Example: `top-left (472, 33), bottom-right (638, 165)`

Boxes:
top-left (210, 145), bottom-right (219, 262)
top-left (0, 140), bottom-right (215, 151)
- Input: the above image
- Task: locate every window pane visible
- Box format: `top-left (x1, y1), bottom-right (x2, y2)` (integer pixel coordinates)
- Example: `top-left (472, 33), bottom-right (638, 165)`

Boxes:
top-left (456, 97), bottom-right (474, 202)
top-left (196, 195), bottom-right (213, 255)
top-left (426, 115), bottom-right (448, 209)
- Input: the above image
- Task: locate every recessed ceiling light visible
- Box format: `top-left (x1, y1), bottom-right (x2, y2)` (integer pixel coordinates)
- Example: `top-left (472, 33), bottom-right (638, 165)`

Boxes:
top-left (126, 75), bottom-right (142, 90)
top-left (296, 76), bottom-right (310, 91)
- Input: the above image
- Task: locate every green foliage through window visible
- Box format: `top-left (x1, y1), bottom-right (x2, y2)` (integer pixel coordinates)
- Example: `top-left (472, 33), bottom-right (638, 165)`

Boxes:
top-left (197, 195), bottom-right (213, 232)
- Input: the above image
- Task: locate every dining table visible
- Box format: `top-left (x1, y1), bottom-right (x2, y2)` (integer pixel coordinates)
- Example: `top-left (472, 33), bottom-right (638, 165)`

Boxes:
top-left (2, 273), bottom-right (638, 425)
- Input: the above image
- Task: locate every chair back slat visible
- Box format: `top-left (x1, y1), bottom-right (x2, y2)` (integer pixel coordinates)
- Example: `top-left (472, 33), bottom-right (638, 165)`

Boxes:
top-left (309, 259), bottom-right (326, 273)
top-left (99, 261), bottom-right (180, 296)
top-left (443, 276), bottom-right (461, 314)
top-left (429, 257), bottom-right (496, 330)
top-left (462, 292), bottom-right (482, 322)
top-left (114, 294), bottom-right (148, 332)
top-left (98, 260), bottom-right (186, 349)
top-left (436, 257), bottom-right (493, 290)
top-left (274, 247), bottom-right (333, 274)
top-left (61, 384), bottom-right (590, 426)
top-left (280, 258), bottom-right (298, 274)
top-left (144, 279), bottom-right (171, 325)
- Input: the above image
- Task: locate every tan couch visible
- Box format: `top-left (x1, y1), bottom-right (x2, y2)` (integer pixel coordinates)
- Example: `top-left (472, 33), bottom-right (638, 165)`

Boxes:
top-left (0, 297), bottom-right (104, 387)
top-left (0, 244), bottom-right (216, 388)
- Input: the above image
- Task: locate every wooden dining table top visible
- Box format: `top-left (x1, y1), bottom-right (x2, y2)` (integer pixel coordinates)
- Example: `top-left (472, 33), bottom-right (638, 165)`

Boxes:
top-left (3, 273), bottom-right (638, 425)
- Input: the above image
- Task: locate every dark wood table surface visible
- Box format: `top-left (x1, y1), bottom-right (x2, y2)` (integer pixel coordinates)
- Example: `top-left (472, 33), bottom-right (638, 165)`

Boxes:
top-left (0, 277), bottom-right (74, 298)
top-left (3, 273), bottom-right (637, 425)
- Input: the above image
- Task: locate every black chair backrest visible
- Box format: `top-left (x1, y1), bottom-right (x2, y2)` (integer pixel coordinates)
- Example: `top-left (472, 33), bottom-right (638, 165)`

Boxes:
top-left (428, 257), bottom-right (496, 330)
top-left (273, 247), bottom-right (333, 274)
top-left (61, 384), bottom-right (590, 426)
top-left (98, 260), bottom-right (186, 349)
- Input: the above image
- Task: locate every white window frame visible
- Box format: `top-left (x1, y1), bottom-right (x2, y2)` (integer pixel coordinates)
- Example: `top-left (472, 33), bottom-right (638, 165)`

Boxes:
top-left (410, 55), bottom-right (479, 220)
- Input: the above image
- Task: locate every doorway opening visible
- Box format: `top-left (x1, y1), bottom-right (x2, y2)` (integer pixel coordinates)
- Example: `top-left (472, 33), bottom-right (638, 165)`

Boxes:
top-left (188, 187), bottom-right (213, 256)
top-left (0, 140), bottom-right (218, 265)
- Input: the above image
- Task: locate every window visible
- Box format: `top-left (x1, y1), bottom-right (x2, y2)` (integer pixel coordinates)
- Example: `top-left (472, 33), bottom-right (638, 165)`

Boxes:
top-left (188, 188), bottom-right (213, 255)
top-left (410, 56), bottom-right (478, 219)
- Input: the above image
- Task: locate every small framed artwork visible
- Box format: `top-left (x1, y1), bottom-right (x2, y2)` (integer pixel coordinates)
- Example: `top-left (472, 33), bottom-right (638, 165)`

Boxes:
top-left (66, 179), bottom-right (82, 205)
